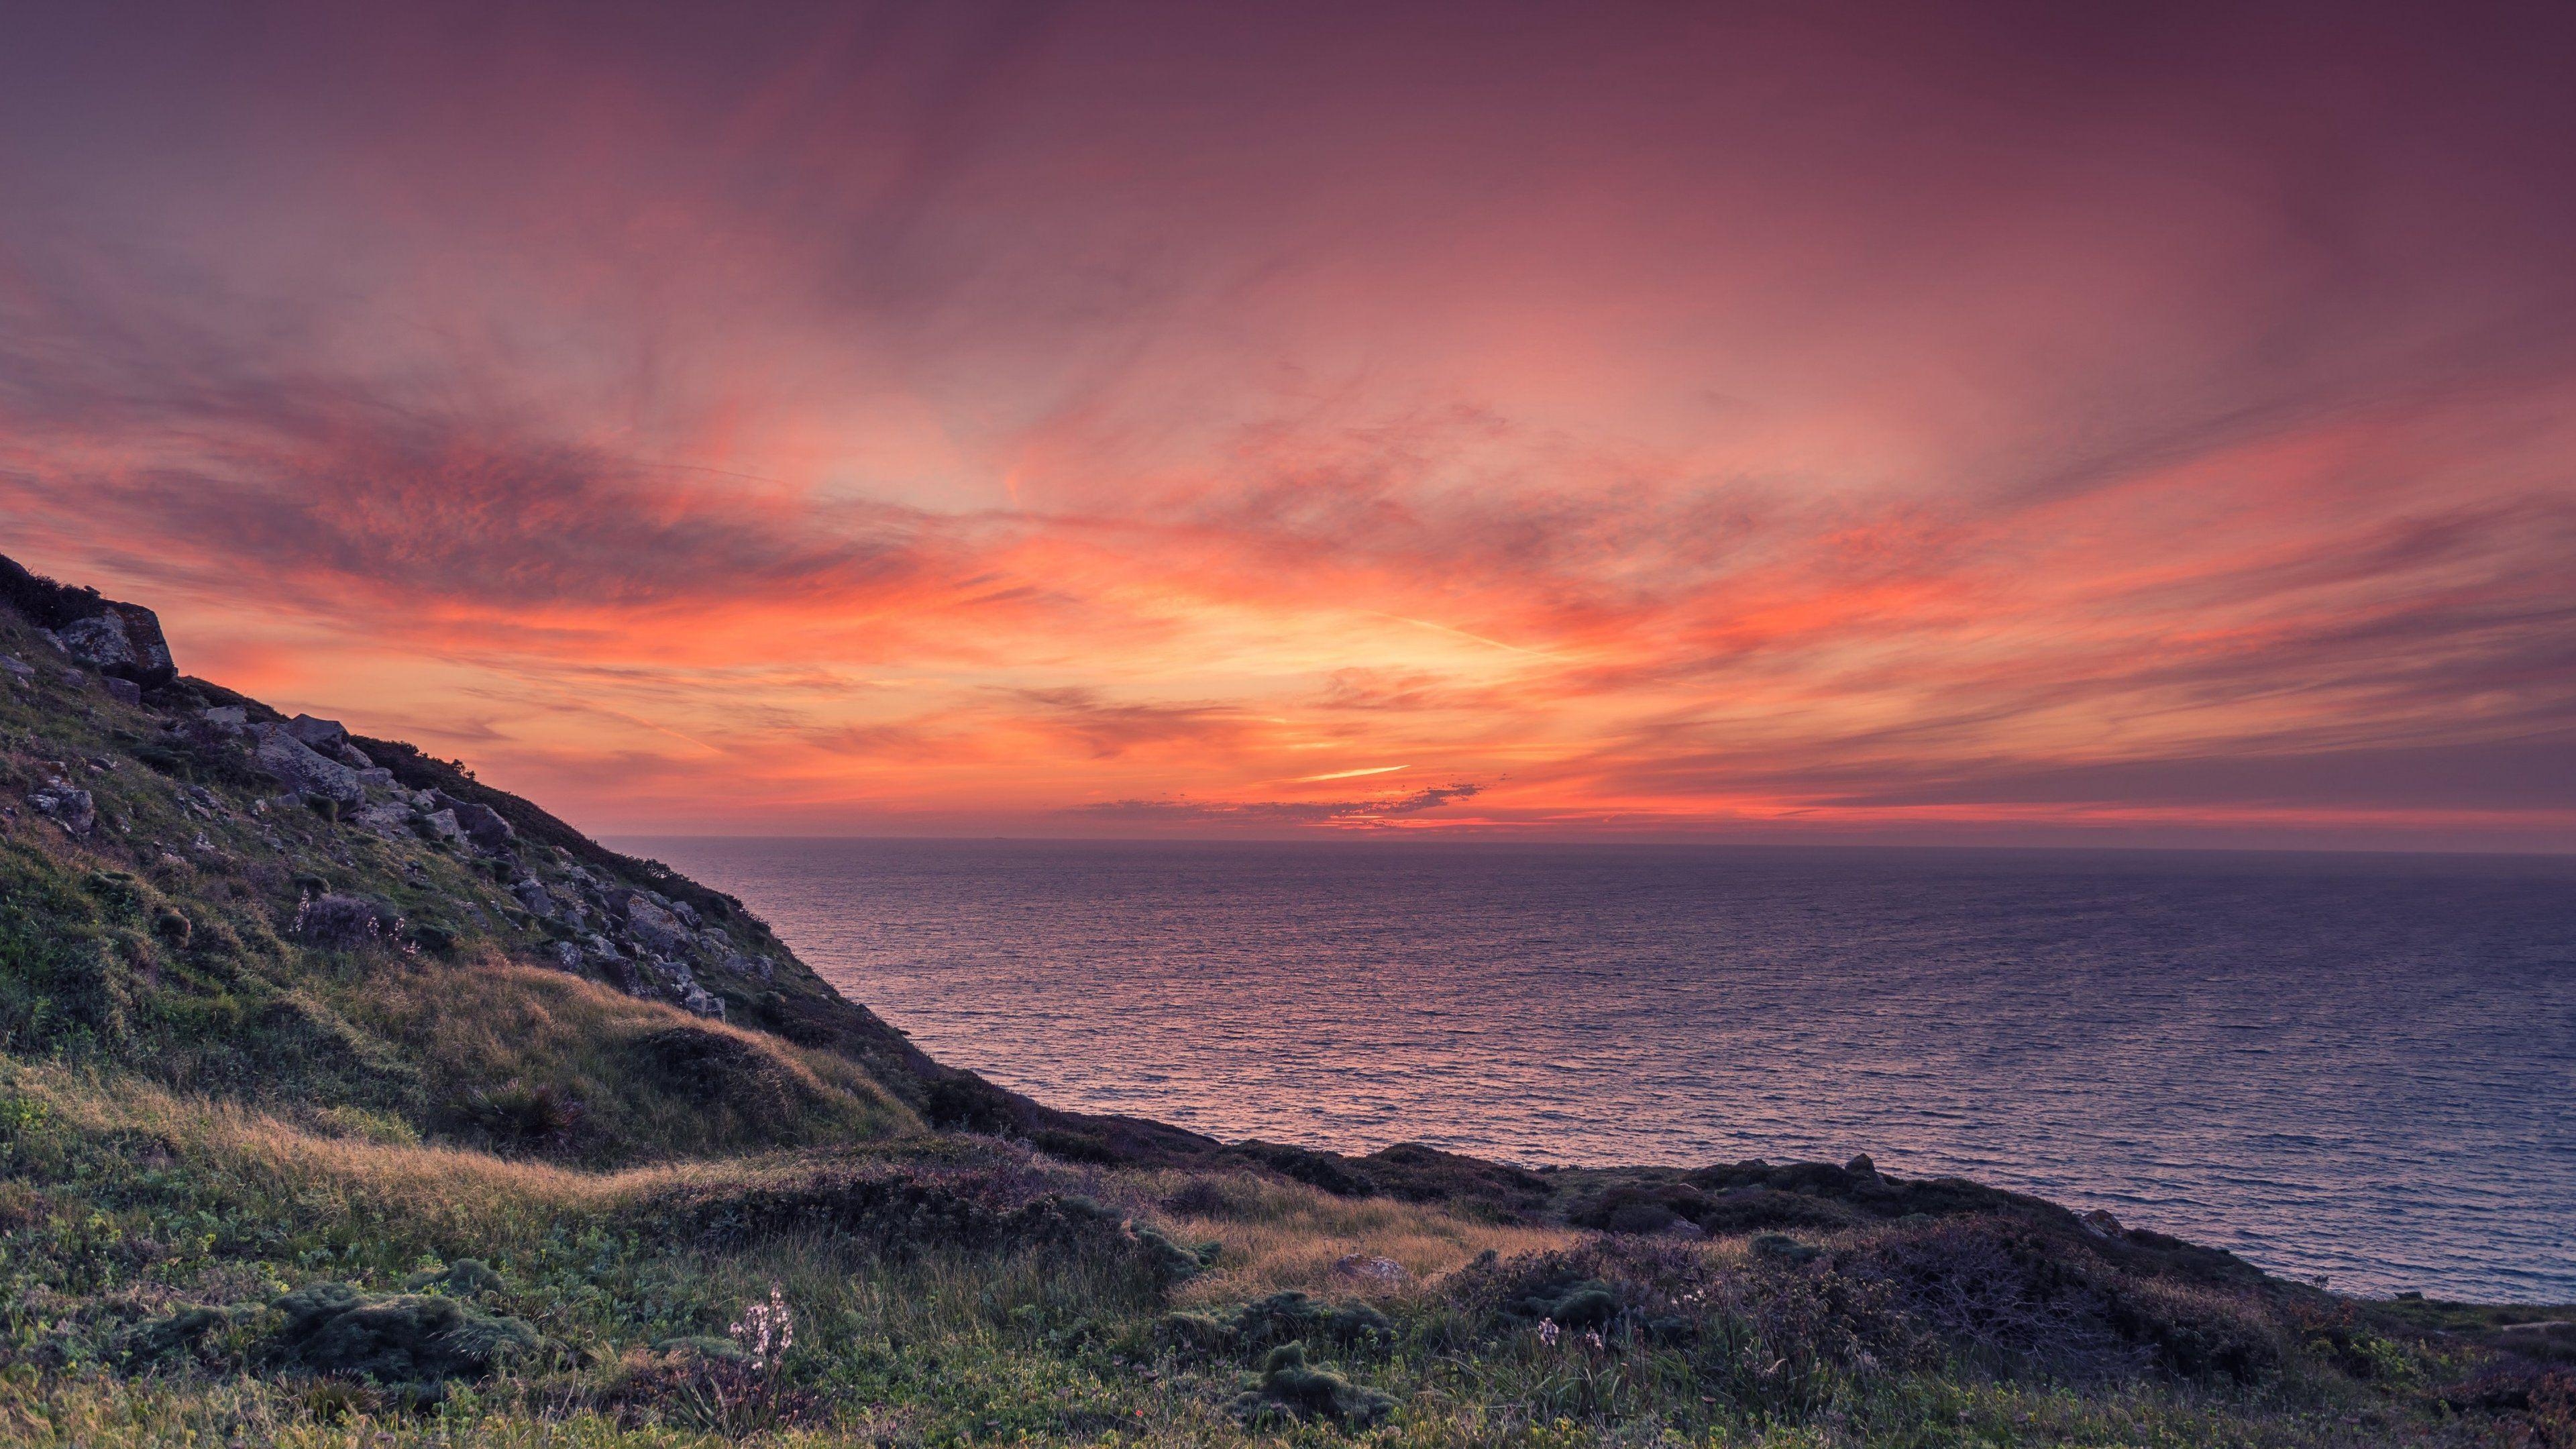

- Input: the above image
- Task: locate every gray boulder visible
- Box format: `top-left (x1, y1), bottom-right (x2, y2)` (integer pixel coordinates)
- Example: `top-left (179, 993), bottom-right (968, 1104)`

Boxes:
top-left (0, 654), bottom-right (32, 682)
top-left (101, 677), bottom-right (142, 706)
top-left (28, 779), bottom-right (96, 835)
top-left (511, 877), bottom-right (557, 919)
top-left (335, 742), bottom-right (374, 769)
top-left (430, 795), bottom-right (515, 850)
top-left (418, 808), bottom-right (464, 844)
top-left (655, 958), bottom-right (725, 1019)
top-left (284, 714), bottom-right (348, 751)
top-left (624, 898), bottom-right (694, 957)
top-left (201, 706), bottom-right (248, 729)
top-left (53, 603), bottom-right (177, 686)
top-left (251, 728), bottom-right (366, 806)
top-left (351, 801), bottom-right (414, 836)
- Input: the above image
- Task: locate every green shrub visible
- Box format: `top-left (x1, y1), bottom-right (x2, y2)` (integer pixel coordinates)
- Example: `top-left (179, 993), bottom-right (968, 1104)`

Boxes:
top-left (1230, 1342), bottom-right (1393, 1428)
top-left (266, 1282), bottom-right (539, 1384)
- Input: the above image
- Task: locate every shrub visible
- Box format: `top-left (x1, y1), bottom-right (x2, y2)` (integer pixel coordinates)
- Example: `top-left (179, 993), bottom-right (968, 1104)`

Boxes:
top-left (1229, 1342), bottom-right (1395, 1428)
top-left (1160, 1291), bottom-right (1395, 1360)
top-left (449, 1082), bottom-right (587, 1148)
top-left (294, 893), bottom-right (401, 948)
top-left (266, 1282), bottom-right (539, 1384)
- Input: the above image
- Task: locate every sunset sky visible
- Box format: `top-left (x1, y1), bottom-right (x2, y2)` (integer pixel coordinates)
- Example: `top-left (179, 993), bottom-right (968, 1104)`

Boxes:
top-left (3, 2), bottom-right (2571, 846)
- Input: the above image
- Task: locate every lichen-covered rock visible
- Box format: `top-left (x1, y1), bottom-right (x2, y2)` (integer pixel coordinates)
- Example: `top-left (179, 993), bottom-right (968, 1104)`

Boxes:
top-left (447, 800), bottom-right (514, 849)
top-left (252, 727), bottom-right (366, 806)
top-left (54, 602), bottom-right (176, 685)
top-left (28, 777), bottom-right (95, 835)
top-left (511, 877), bottom-right (558, 919)
top-left (352, 800), bottom-right (415, 835)
top-left (625, 898), bottom-right (693, 957)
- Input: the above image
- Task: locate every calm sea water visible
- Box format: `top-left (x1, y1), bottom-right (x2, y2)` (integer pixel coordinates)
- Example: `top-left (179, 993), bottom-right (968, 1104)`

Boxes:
top-left (614, 839), bottom-right (2576, 1302)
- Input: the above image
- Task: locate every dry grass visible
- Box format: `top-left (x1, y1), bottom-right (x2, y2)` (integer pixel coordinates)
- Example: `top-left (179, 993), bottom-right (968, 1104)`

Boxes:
top-left (325, 958), bottom-right (918, 1159)
top-left (1136, 1169), bottom-right (1582, 1304)
top-left (5, 1062), bottom-right (868, 1240)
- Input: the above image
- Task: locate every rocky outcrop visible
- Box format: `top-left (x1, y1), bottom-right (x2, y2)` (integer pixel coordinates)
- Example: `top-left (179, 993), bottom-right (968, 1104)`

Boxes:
top-left (0, 554), bottom-right (176, 686)
top-left (54, 608), bottom-right (177, 686)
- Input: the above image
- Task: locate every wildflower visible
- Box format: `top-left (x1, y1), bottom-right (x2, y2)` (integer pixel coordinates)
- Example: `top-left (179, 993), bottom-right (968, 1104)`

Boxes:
top-left (1536, 1318), bottom-right (1560, 1347)
top-left (1584, 1329), bottom-right (1605, 1350)
top-left (729, 1283), bottom-right (796, 1372)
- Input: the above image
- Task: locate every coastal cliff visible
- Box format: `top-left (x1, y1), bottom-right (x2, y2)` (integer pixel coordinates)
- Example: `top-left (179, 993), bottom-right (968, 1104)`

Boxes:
top-left (1, 552), bottom-right (2567, 1446)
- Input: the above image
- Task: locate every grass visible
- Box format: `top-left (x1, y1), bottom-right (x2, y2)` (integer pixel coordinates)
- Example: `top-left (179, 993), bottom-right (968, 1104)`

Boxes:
top-left (3, 1065), bottom-right (2569, 1446)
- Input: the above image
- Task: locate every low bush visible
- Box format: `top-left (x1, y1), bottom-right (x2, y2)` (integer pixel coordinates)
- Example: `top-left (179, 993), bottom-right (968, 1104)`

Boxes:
top-left (1228, 1342), bottom-right (1395, 1428)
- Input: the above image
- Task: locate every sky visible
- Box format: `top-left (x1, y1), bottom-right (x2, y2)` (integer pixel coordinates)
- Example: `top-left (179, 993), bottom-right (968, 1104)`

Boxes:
top-left (2, 1), bottom-right (2572, 847)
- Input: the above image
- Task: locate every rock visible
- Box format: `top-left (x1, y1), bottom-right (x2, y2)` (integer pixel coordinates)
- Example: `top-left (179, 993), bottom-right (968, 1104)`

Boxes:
top-left (669, 898), bottom-right (701, 930)
top-left (511, 877), bottom-right (557, 918)
top-left (0, 654), bottom-right (32, 681)
top-left (284, 714), bottom-right (348, 751)
top-left (417, 808), bottom-right (464, 844)
top-left (352, 801), bottom-right (415, 835)
top-left (1332, 1254), bottom-right (1409, 1285)
top-left (625, 898), bottom-right (694, 957)
top-left (1845, 1153), bottom-right (1876, 1175)
top-left (545, 940), bottom-right (584, 971)
top-left (649, 956), bottom-right (726, 1019)
top-left (201, 705), bottom-right (248, 729)
top-left (356, 767), bottom-right (395, 786)
top-left (678, 981), bottom-right (726, 1019)
top-left (28, 778), bottom-right (96, 835)
top-left (2080, 1208), bottom-right (2125, 1239)
top-left (250, 728), bottom-right (366, 806)
top-left (101, 677), bottom-right (142, 706)
top-left (335, 742), bottom-right (375, 769)
top-left (448, 802), bottom-right (514, 850)
top-left (51, 603), bottom-right (178, 686)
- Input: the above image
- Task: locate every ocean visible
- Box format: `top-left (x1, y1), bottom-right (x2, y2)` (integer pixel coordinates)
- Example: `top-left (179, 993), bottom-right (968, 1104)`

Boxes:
top-left (613, 839), bottom-right (2576, 1303)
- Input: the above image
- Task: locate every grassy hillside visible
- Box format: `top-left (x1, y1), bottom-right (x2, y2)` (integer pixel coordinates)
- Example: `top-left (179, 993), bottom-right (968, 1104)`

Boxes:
top-left (1, 556), bottom-right (2569, 1446)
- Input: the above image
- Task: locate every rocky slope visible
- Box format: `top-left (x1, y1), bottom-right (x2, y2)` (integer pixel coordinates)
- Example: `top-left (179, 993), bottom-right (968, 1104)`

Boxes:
top-left (0, 551), bottom-right (1232, 1165)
